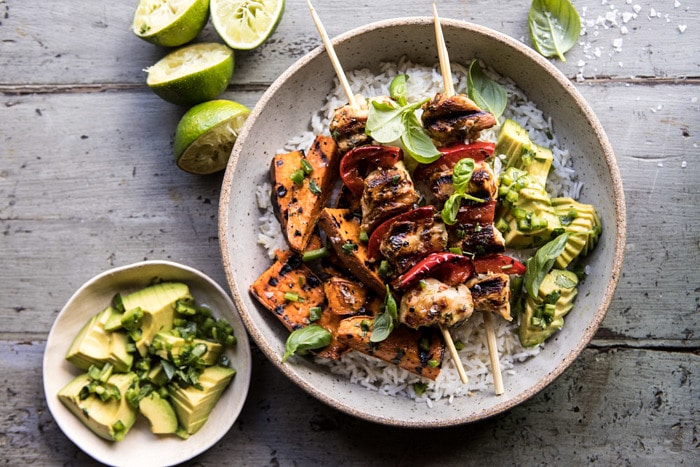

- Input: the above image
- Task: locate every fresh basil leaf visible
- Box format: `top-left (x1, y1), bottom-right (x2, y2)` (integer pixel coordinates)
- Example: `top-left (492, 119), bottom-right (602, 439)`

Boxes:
top-left (370, 286), bottom-right (398, 343)
top-left (451, 158), bottom-right (475, 194)
top-left (524, 232), bottom-right (571, 299)
top-left (389, 74), bottom-right (408, 106)
top-left (441, 194), bottom-right (462, 225)
top-left (282, 324), bottom-right (331, 362)
top-left (467, 59), bottom-right (507, 119)
top-left (528, 0), bottom-right (581, 62)
top-left (366, 99), bottom-right (404, 143)
top-left (401, 111), bottom-right (441, 164)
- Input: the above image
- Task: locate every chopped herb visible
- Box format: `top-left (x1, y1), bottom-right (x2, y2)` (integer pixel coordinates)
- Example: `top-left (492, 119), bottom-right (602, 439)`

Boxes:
top-left (309, 306), bottom-right (322, 322)
top-left (308, 178), bottom-right (322, 195)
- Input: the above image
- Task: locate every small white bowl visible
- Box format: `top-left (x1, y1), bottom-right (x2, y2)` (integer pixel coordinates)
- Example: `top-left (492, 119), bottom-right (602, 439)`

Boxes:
top-left (219, 18), bottom-right (625, 427)
top-left (43, 260), bottom-right (252, 467)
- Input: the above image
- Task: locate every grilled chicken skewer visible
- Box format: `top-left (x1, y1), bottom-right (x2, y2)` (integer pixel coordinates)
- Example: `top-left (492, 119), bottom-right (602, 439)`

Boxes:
top-left (432, 3), bottom-right (505, 395)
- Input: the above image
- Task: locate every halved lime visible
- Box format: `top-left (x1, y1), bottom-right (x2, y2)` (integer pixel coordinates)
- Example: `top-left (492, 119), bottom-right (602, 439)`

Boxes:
top-left (132, 0), bottom-right (210, 47)
top-left (146, 42), bottom-right (234, 106)
top-left (210, 0), bottom-right (285, 51)
top-left (174, 100), bottom-right (251, 174)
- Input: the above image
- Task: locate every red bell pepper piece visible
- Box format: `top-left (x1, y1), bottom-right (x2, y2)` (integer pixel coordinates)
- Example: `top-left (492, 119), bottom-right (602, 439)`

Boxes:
top-left (455, 199), bottom-right (498, 226)
top-left (413, 142), bottom-right (495, 180)
top-left (339, 145), bottom-right (403, 196)
top-left (473, 254), bottom-right (526, 275)
top-left (394, 252), bottom-right (474, 290)
top-left (366, 206), bottom-right (438, 261)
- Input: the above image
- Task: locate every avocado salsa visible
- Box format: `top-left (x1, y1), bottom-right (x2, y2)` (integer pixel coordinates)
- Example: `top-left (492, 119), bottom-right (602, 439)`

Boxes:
top-left (58, 281), bottom-right (237, 441)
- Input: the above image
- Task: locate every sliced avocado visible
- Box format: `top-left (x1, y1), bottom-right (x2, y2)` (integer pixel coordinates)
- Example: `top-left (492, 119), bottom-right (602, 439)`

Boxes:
top-left (519, 269), bottom-right (579, 347)
top-left (65, 306), bottom-right (133, 373)
top-left (168, 365), bottom-right (236, 435)
top-left (120, 282), bottom-right (192, 357)
top-left (552, 197), bottom-right (603, 268)
top-left (103, 306), bottom-right (125, 332)
top-left (139, 392), bottom-right (179, 435)
top-left (57, 372), bottom-right (139, 441)
top-left (496, 118), bottom-right (553, 186)
top-left (146, 361), bottom-right (169, 387)
top-left (150, 332), bottom-right (223, 367)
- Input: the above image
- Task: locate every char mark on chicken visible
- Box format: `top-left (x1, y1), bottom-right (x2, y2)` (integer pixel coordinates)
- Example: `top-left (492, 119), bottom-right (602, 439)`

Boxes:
top-left (379, 213), bottom-right (448, 274)
top-left (399, 277), bottom-right (474, 329)
top-left (467, 273), bottom-right (512, 321)
top-left (421, 93), bottom-right (497, 147)
top-left (360, 161), bottom-right (419, 233)
top-left (330, 101), bottom-right (372, 154)
top-left (427, 160), bottom-right (499, 204)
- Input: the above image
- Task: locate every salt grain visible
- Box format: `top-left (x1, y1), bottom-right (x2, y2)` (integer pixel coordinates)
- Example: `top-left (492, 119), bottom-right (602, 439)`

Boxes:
top-left (633, 4), bottom-right (642, 13)
top-left (613, 37), bottom-right (624, 50)
top-left (678, 24), bottom-right (687, 33)
top-left (681, 161), bottom-right (687, 168)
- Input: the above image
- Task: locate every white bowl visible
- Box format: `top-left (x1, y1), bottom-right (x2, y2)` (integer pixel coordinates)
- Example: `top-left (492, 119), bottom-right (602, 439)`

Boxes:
top-left (219, 18), bottom-right (626, 427)
top-left (43, 260), bottom-right (252, 466)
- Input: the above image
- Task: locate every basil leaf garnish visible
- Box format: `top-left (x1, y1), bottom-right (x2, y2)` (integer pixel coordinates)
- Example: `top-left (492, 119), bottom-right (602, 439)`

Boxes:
top-left (528, 0), bottom-right (581, 61)
top-left (467, 59), bottom-right (507, 120)
top-left (282, 324), bottom-right (331, 362)
top-left (366, 99), bottom-right (404, 143)
top-left (401, 111), bottom-right (441, 164)
top-left (524, 232), bottom-right (571, 299)
top-left (440, 158), bottom-right (483, 225)
top-left (370, 286), bottom-right (398, 343)
top-left (389, 73), bottom-right (408, 106)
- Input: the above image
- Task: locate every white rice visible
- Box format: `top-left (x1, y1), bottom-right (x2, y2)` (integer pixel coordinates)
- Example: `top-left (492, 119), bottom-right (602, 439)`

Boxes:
top-left (256, 59), bottom-right (580, 404)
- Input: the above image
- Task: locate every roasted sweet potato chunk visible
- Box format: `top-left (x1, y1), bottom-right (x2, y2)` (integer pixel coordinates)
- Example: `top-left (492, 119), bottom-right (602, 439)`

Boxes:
top-left (336, 316), bottom-right (445, 380)
top-left (249, 250), bottom-right (325, 331)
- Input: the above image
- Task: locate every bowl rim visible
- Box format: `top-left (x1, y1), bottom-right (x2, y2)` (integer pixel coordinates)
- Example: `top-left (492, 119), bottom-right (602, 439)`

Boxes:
top-left (219, 16), bottom-right (626, 427)
top-left (43, 259), bottom-right (253, 465)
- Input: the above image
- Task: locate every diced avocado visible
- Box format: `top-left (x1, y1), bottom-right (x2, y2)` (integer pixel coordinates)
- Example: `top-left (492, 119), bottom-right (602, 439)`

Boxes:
top-left (103, 306), bottom-right (125, 332)
top-left (168, 365), bottom-right (236, 435)
top-left (65, 306), bottom-right (133, 373)
top-left (552, 197), bottom-right (603, 268)
top-left (496, 118), bottom-right (553, 187)
top-left (120, 282), bottom-right (193, 357)
top-left (150, 332), bottom-right (223, 367)
top-left (139, 392), bottom-right (179, 435)
top-left (496, 167), bottom-right (561, 249)
top-left (146, 361), bottom-right (169, 387)
top-left (519, 269), bottom-right (579, 347)
top-left (57, 372), bottom-right (139, 441)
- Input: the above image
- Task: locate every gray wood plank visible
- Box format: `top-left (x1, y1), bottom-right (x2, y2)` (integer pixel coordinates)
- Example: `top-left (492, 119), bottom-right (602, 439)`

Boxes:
top-left (4, 340), bottom-right (696, 465)
top-left (1, 0), bottom-right (697, 87)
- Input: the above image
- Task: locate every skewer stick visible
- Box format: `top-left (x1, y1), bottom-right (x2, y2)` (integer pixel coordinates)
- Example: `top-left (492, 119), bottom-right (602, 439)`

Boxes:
top-left (440, 325), bottom-right (468, 384)
top-left (433, 3), bottom-right (504, 395)
top-left (433, 3), bottom-right (455, 97)
top-left (307, 0), bottom-right (357, 107)
top-left (482, 312), bottom-right (505, 395)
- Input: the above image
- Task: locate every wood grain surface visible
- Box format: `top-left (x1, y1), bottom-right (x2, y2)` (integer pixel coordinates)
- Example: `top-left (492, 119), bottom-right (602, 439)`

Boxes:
top-left (1, 0), bottom-right (697, 464)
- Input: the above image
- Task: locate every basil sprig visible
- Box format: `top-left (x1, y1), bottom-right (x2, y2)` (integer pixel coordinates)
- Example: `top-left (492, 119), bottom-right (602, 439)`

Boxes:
top-left (282, 324), bottom-right (331, 362)
top-left (467, 59), bottom-right (507, 120)
top-left (366, 75), bottom-right (441, 165)
top-left (440, 158), bottom-right (484, 225)
top-left (524, 232), bottom-right (571, 299)
top-left (528, 0), bottom-right (581, 62)
top-left (370, 285), bottom-right (398, 343)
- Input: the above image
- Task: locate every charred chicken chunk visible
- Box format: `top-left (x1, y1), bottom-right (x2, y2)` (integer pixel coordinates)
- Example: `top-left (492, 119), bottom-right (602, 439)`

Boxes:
top-left (467, 273), bottom-right (512, 321)
top-left (421, 93), bottom-right (497, 147)
top-left (427, 160), bottom-right (499, 203)
top-left (360, 161), bottom-right (419, 233)
top-left (379, 214), bottom-right (448, 274)
top-left (399, 278), bottom-right (474, 329)
top-left (330, 100), bottom-right (372, 154)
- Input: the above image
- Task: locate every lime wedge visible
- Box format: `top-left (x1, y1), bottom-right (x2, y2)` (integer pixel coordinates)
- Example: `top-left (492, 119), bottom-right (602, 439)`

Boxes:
top-left (174, 100), bottom-right (251, 174)
top-left (132, 0), bottom-right (210, 47)
top-left (146, 42), bottom-right (234, 106)
top-left (210, 0), bottom-right (285, 51)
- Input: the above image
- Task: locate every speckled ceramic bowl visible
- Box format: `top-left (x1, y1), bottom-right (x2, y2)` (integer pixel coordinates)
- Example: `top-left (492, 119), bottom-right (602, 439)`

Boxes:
top-left (43, 261), bottom-right (252, 466)
top-left (219, 18), bottom-right (626, 427)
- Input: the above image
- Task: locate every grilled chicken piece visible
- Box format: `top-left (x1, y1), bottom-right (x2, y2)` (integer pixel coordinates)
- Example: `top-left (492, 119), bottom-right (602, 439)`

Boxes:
top-left (336, 315), bottom-right (445, 380)
top-left (379, 213), bottom-right (447, 274)
top-left (467, 273), bottom-right (512, 321)
top-left (329, 99), bottom-right (372, 154)
top-left (361, 161), bottom-right (420, 232)
top-left (427, 160), bottom-right (498, 203)
top-left (421, 93), bottom-right (497, 147)
top-left (449, 224), bottom-right (506, 257)
top-left (399, 278), bottom-right (474, 329)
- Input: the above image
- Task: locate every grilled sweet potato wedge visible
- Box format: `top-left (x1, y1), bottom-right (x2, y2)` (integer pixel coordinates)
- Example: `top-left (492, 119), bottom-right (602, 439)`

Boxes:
top-left (324, 277), bottom-right (368, 316)
top-left (270, 149), bottom-right (304, 227)
top-left (336, 316), bottom-right (445, 380)
top-left (284, 135), bottom-right (340, 252)
top-left (318, 208), bottom-right (385, 294)
top-left (249, 249), bottom-right (325, 331)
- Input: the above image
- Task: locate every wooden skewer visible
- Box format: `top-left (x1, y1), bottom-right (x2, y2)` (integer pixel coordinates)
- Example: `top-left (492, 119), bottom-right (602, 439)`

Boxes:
top-left (432, 3), bottom-right (504, 395)
top-left (482, 312), bottom-right (505, 395)
top-left (440, 325), bottom-right (468, 384)
top-left (307, 0), bottom-right (357, 107)
top-left (433, 3), bottom-right (455, 97)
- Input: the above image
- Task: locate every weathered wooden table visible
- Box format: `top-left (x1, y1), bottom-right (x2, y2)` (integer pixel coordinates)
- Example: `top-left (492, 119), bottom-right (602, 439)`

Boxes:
top-left (1, 0), bottom-right (697, 464)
